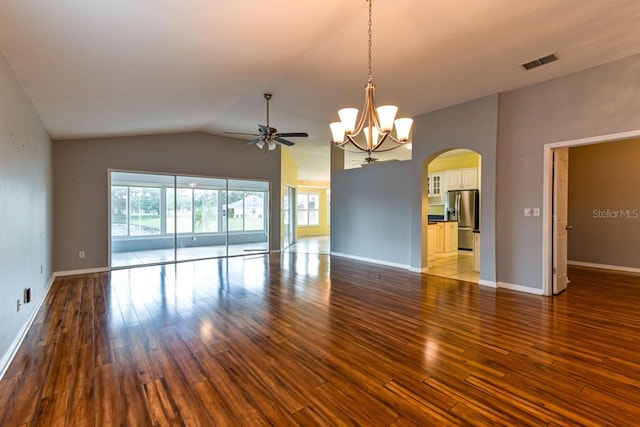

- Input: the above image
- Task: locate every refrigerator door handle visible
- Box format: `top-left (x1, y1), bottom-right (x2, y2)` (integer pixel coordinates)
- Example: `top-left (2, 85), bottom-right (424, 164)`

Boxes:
top-left (455, 193), bottom-right (461, 221)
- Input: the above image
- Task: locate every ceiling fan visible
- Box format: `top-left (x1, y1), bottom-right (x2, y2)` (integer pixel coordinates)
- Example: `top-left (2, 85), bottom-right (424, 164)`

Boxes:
top-left (225, 93), bottom-right (308, 150)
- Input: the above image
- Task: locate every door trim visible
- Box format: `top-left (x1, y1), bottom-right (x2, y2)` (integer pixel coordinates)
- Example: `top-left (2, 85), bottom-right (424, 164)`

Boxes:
top-left (542, 129), bottom-right (640, 296)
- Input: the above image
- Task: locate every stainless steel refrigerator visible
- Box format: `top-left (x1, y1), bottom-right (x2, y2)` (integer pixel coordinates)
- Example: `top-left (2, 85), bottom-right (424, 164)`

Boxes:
top-left (444, 189), bottom-right (479, 250)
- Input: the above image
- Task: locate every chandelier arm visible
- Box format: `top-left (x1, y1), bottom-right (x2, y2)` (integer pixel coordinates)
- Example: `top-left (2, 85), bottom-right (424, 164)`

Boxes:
top-left (386, 133), bottom-right (410, 145)
top-left (367, 84), bottom-right (383, 132)
top-left (344, 134), bottom-right (370, 152)
top-left (348, 82), bottom-right (375, 138)
top-left (369, 131), bottom-right (390, 151)
top-left (366, 145), bottom-right (405, 153)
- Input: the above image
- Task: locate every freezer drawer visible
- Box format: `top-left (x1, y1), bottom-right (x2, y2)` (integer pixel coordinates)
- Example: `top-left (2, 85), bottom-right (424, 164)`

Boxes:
top-left (458, 227), bottom-right (474, 250)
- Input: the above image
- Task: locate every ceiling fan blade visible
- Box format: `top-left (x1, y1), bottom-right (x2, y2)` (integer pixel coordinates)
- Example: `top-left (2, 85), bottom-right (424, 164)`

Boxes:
top-left (246, 138), bottom-right (263, 145)
top-left (274, 137), bottom-right (295, 146)
top-left (276, 132), bottom-right (308, 138)
top-left (224, 131), bottom-right (260, 137)
top-left (258, 124), bottom-right (271, 135)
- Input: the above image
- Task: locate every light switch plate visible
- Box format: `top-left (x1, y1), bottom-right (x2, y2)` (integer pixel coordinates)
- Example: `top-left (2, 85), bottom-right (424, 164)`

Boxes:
top-left (524, 208), bottom-right (532, 217)
top-left (533, 208), bottom-right (540, 217)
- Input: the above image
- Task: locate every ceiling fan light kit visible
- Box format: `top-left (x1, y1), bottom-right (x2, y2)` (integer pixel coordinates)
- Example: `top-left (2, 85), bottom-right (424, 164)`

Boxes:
top-left (330, 0), bottom-right (413, 157)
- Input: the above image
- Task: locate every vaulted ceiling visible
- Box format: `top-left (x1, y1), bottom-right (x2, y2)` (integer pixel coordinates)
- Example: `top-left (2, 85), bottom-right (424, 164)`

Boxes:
top-left (2, 0), bottom-right (640, 181)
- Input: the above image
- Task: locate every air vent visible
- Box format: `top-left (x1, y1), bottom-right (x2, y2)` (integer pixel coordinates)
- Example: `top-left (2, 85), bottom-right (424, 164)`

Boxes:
top-left (522, 53), bottom-right (558, 70)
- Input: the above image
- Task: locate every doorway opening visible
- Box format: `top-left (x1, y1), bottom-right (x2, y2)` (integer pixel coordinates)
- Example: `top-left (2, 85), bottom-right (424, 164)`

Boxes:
top-left (423, 149), bottom-right (482, 283)
top-left (543, 130), bottom-right (640, 295)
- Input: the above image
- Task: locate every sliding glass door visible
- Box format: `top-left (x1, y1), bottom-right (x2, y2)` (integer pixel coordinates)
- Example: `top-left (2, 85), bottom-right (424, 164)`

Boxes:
top-left (110, 171), bottom-right (270, 268)
top-left (174, 176), bottom-right (228, 261)
top-left (283, 186), bottom-right (296, 249)
top-left (226, 179), bottom-right (269, 257)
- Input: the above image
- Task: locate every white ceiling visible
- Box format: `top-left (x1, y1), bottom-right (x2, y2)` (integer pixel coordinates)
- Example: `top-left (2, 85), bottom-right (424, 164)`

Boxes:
top-left (2, 0), bottom-right (640, 182)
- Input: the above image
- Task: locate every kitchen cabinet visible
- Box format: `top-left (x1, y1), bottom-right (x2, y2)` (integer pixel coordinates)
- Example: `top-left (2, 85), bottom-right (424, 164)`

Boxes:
top-left (427, 224), bottom-right (436, 262)
top-left (433, 221), bottom-right (458, 255)
top-left (427, 173), bottom-right (444, 200)
top-left (445, 168), bottom-right (478, 191)
top-left (434, 223), bottom-right (444, 254)
top-left (461, 168), bottom-right (478, 189)
top-left (473, 232), bottom-right (480, 272)
top-left (444, 221), bottom-right (458, 253)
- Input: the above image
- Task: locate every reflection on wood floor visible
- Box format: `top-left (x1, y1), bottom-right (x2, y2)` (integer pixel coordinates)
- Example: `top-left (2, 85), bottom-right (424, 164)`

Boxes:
top-left (2, 256), bottom-right (640, 425)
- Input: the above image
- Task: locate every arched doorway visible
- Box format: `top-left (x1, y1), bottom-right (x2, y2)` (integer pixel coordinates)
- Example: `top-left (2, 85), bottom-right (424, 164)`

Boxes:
top-left (423, 149), bottom-right (482, 283)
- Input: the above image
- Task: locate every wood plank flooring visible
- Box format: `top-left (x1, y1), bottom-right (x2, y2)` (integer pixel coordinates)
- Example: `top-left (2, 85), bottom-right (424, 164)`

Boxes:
top-left (2, 253), bottom-right (640, 425)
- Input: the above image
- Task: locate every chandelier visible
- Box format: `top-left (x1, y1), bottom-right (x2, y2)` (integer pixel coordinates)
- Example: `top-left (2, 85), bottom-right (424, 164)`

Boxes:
top-left (329, 0), bottom-right (413, 159)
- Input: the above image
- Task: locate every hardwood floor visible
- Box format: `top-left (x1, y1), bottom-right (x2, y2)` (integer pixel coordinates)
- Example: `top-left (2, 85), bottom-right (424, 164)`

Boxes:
top-left (2, 254), bottom-right (640, 425)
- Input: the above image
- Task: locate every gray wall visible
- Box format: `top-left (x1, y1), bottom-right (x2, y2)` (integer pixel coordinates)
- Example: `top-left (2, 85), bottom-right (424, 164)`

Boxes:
top-left (411, 95), bottom-right (499, 283)
top-left (0, 52), bottom-right (53, 367)
top-left (568, 139), bottom-right (640, 268)
top-left (497, 53), bottom-right (640, 290)
top-left (53, 133), bottom-right (281, 272)
top-left (331, 160), bottom-right (412, 266)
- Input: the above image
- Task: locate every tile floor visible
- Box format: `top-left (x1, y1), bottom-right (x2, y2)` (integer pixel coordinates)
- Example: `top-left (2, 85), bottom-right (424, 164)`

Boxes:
top-left (426, 250), bottom-right (480, 283)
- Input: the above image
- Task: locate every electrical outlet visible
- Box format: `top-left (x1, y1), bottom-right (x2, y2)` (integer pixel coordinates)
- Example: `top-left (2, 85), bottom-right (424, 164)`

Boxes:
top-left (79, 251), bottom-right (85, 259)
top-left (16, 299), bottom-right (21, 312)
top-left (41, 264), bottom-right (43, 274)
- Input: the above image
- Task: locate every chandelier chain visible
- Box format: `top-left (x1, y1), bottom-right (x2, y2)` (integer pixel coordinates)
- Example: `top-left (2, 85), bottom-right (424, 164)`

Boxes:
top-left (367, 0), bottom-right (373, 83)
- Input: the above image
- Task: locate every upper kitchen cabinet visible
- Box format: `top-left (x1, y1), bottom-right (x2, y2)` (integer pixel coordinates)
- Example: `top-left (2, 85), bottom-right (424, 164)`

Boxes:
top-left (446, 168), bottom-right (478, 190)
top-left (427, 172), bottom-right (444, 199)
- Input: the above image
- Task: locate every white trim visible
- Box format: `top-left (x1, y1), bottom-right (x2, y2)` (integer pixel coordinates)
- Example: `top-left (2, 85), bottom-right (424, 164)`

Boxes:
top-left (0, 274), bottom-right (56, 380)
top-left (568, 261), bottom-right (640, 274)
top-left (54, 267), bottom-right (110, 277)
top-left (542, 129), bottom-right (640, 297)
top-left (331, 252), bottom-right (410, 271)
top-left (498, 281), bottom-right (545, 295)
top-left (478, 279), bottom-right (497, 288)
top-left (409, 266), bottom-right (430, 273)
top-left (269, 249), bottom-right (281, 254)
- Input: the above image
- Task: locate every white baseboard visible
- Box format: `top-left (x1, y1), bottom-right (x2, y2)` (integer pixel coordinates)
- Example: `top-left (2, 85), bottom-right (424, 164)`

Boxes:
top-left (330, 252), bottom-right (410, 271)
top-left (54, 267), bottom-right (110, 277)
top-left (498, 281), bottom-right (545, 295)
top-left (409, 266), bottom-right (430, 273)
top-left (478, 279), bottom-right (497, 288)
top-left (568, 261), bottom-right (640, 274)
top-left (0, 274), bottom-right (56, 380)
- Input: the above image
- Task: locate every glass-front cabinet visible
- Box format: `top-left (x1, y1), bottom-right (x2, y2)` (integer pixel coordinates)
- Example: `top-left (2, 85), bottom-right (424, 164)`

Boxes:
top-left (427, 173), bottom-right (444, 197)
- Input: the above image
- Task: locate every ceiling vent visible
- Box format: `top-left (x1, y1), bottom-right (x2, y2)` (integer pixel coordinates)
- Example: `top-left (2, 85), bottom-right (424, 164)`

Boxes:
top-left (522, 53), bottom-right (558, 70)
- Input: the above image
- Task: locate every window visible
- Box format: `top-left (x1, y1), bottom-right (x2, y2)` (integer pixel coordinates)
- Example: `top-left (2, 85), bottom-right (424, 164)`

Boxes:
top-left (166, 188), bottom-right (194, 234)
top-left (194, 189), bottom-right (218, 232)
top-left (297, 192), bottom-right (320, 226)
top-left (110, 186), bottom-right (161, 236)
top-left (226, 190), bottom-right (266, 231)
